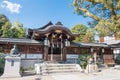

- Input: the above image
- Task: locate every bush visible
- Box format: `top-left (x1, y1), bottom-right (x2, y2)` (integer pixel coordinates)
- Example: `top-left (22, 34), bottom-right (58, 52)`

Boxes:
top-left (0, 54), bottom-right (5, 75)
top-left (115, 54), bottom-right (120, 64)
top-left (20, 67), bottom-right (25, 74)
top-left (79, 53), bottom-right (93, 69)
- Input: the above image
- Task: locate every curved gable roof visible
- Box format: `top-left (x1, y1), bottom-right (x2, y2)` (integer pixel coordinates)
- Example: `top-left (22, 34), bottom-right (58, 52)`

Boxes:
top-left (29, 21), bottom-right (79, 40)
top-left (35, 25), bottom-right (78, 37)
top-left (35, 21), bottom-right (53, 30)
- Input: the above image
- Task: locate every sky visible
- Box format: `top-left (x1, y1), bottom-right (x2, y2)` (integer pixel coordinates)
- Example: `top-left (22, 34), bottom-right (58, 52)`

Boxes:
top-left (0, 0), bottom-right (92, 29)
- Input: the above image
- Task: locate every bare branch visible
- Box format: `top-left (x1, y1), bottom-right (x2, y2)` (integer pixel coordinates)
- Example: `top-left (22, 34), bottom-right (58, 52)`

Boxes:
top-left (78, 7), bottom-right (102, 21)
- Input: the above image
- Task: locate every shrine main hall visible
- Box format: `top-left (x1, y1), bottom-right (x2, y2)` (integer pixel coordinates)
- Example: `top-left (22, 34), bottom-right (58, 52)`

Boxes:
top-left (0, 22), bottom-right (114, 68)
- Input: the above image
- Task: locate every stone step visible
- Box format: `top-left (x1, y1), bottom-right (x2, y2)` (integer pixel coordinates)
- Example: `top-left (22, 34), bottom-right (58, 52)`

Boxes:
top-left (41, 65), bottom-right (77, 69)
top-left (41, 67), bottom-right (78, 70)
top-left (46, 67), bottom-right (77, 70)
top-left (35, 63), bottom-right (82, 74)
top-left (41, 65), bottom-right (76, 68)
top-left (23, 70), bottom-right (35, 76)
top-left (42, 69), bottom-right (80, 74)
top-left (41, 68), bottom-right (79, 73)
top-left (41, 67), bottom-right (79, 72)
top-left (40, 66), bottom-right (78, 71)
top-left (44, 64), bottom-right (76, 67)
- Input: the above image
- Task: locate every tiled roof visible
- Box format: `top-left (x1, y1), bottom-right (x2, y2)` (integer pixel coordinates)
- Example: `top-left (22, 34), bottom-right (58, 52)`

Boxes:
top-left (71, 42), bottom-right (109, 47)
top-left (0, 38), bottom-right (43, 45)
top-left (33, 21), bottom-right (53, 30)
top-left (103, 40), bottom-right (120, 45)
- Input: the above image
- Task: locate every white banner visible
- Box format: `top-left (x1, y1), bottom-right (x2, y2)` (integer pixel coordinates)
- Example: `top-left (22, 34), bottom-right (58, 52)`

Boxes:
top-left (67, 54), bottom-right (79, 59)
top-left (27, 54), bottom-right (42, 59)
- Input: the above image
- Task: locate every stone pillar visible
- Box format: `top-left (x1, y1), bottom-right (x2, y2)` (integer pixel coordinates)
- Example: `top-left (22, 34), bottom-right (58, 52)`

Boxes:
top-left (85, 58), bottom-right (98, 73)
top-left (93, 52), bottom-right (97, 64)
top-left (1, 56), bottom-right (21, 78)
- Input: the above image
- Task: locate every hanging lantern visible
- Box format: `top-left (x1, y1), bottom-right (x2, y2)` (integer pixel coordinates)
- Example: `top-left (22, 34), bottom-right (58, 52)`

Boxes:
top-left (48, 39), bottom-right (50, 47)
top-left (67, 40), bottom-right (70, 46)
top-left (91, 48), bottom-right (94, 52)
top-left (57, 42), bottom-right (59, 48)
top-left (44, 38), bottom-right (49, 46)
top-left (65, 39), bottom-right (70, 47)
top-left (65, 39), bottom-right (68, 47)
top-left (102, 48), bottom-right (104, 53)
top-left (52, 43), bottom-right (55, 48)
top-left (61, 43), bottom-right (63, 48)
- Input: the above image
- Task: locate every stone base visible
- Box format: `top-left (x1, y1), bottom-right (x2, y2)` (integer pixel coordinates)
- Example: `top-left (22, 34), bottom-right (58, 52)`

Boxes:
top-left (1, 73), bottom-right (21, 78)
top-left (1, 56), bottom-right (21, 78)
top-left (85, 64), bottom-right (98, 73)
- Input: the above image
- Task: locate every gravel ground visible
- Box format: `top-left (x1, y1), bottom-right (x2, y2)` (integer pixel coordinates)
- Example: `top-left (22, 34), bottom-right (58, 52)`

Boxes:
top-left (0, 68), bottom-right (120, 80)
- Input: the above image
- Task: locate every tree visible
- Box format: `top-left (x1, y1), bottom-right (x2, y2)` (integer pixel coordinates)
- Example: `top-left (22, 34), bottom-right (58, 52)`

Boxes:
top-left (1, 20), bottom-right (26, 38)
top-left (0, 14), bottom-right (26, 38)
top-left (1, 22), bottom-right (12, 37)
top-left (10, 20), bottom-right (26, 38)
top-left (0, 55), bottom-right (5, 75)
top-left (79, 53), bottom-right (93, 69)
top-left (95, 17), bottom-right (120, 37)
top-left (0, 14), bottom-right (11, 36)
top-left (82, 28), bottom-right (95, 42)
top-left (73, 0), bottom-right (120, 37)
top-left (71, 24), bottom-right (88, 42)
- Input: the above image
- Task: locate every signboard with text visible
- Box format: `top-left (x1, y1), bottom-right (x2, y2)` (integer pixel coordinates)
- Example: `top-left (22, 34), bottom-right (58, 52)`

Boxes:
top-left (27, 54), bottom-right (42, 59)
top-left (67, 54), bottom-right (79, 59)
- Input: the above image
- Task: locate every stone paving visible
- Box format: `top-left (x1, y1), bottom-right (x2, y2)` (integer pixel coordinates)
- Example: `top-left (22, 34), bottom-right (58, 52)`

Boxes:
top-left (1, 68), bottom-right (120, 80)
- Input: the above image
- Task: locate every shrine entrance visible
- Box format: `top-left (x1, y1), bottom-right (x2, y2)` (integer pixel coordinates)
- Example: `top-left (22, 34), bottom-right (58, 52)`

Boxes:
top-left (48, 41), bottom-right (61, 61)
top-left (44, 31), bottom-right (70, 61)
top-left (31, 22), bottom-right (78, 61)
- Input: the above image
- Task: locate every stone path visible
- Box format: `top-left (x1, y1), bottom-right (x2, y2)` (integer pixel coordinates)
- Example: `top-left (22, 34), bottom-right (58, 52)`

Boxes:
top-left (1, 68), bottom-right (120, 80)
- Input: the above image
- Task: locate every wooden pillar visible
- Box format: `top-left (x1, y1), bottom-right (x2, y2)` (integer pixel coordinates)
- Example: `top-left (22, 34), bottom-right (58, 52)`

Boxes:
top-left (51, 46), bottom-right (53, 61)
top-left (61, 48), bottom-right (63, 61)
top-left (25, 45), bottom-right (29, 59)
top-left (63, 47), bottom-right (66, 61)
top-left (60, 36), bottom-right (63, 61)
top-left (6, 43), bottom-right (11, 53)
top-left (43, 46), bottom-right (48, 61)
top-left (25, 45), bottom-right (28, 59)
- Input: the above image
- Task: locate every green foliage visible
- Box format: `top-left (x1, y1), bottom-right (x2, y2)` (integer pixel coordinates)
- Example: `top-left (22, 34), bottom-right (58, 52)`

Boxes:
top-left (0, 14), bottom-right (9, 29)
top-left (0, 46), bottom-right (4, 53)
top-left (20, 67), bottom-right (25, 74)
top-left (71, 24), bottom-right (88, 42)
top-left (11, 20), bottom-right (26, 38)
top-left (79, 54), bottom-right (93, 69)
top-left (1, 22), bottom-right (12, 37)
top-left (1, 19), bottom-right (26, 38)
top-left (0, 54), bottom-right (5, 75)
top-left (115, 54), bottom-right (120, 64)
top-left (71, 24), bottom-right (95, 42)
top-left (82, 28), bottom-right (95, 42)
top-left (95, 17), bottom-right (120, 37)
top-left (0, 14), bottom-right (26, 38)
top-left (73, 0), bottom-right (120, 37)
top-left (0, 14), bottom-right (11, 36)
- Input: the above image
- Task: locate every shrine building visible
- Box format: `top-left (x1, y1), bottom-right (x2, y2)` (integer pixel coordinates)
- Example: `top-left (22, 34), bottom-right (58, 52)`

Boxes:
top-left (0, 21), bottom-right (115, 68)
